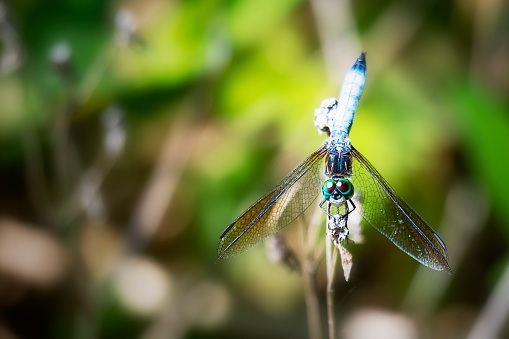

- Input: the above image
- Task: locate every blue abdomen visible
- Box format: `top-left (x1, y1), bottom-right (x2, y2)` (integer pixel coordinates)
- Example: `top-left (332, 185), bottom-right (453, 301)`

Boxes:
top-left (331, 53), bottom-right (366, 142)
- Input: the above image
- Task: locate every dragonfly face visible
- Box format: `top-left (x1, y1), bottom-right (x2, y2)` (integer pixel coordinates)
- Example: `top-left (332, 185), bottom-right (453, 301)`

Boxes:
top-left (322, 179), bottom-right (354, 202)
top-left (217, 53), bottom-right (451, 274)
top-left (319, 176), bottom-right (357, 236)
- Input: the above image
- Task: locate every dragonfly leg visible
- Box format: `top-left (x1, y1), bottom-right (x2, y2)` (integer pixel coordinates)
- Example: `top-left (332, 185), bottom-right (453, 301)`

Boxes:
top-left (346, 199), bottom-right (356, 215)
top-left (319, 199), bottom-right (327, 214)
top-left (344, 200), bottom-right (350, 224)
top-left (320, 199), bottom-right (334, 218)
top-left (326, 203), bottom-right (334, 232)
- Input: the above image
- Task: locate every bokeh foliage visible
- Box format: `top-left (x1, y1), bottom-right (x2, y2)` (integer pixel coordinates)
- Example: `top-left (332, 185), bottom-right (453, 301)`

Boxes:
top-left (0, 0), bottom-right (508, 338)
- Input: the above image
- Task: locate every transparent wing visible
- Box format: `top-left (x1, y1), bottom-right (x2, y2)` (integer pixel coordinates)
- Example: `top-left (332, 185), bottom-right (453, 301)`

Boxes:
top-left (349, 146), bottom-right (451, 273)
top-left (217, 145), bottom-right (328, 259)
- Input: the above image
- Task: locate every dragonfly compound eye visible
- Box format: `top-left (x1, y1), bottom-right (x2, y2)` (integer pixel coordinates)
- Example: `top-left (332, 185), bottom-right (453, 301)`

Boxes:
top-left (321, 179), bottom-right (337, 200)
top-left (336, 178), bottom-right (354, 200)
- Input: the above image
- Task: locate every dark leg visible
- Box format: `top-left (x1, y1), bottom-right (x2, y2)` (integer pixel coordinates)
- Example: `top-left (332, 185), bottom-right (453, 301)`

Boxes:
top-left (345, 199), bottom-right (356, 215)
top-left (320, 200), bottom-right (333, 217)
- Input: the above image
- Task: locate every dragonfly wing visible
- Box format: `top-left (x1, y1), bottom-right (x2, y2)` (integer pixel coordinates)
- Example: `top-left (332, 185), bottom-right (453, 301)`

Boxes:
top-left (217, 145), bottom-right (328, 259)
top-left (349, 146), bottom-right (451, 273)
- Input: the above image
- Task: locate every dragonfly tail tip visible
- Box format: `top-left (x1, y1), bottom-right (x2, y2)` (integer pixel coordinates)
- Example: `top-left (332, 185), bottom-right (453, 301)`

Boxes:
top-left (354, 52), bottom-right (366, 70)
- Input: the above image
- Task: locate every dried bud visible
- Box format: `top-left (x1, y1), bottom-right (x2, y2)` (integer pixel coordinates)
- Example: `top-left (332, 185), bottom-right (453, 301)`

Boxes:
top-left (314, 97), bottom-right (337, 135)
top-left (266, 234), bottom-right (300, 272)
top-left (115, 8), bottom-right (138, 47)
top-left (49, 42), bottom-right (74, 83)
top-left (101, 105), bottom-right (126, 157)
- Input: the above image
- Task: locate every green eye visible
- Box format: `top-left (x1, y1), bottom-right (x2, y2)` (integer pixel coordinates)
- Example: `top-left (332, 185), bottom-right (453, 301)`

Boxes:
top-left (321, 179), bottom-right (336, 199)
top-left (321, 179), bottom-right (354, 201)
top-left (336, 179), bottom-right (354, 200)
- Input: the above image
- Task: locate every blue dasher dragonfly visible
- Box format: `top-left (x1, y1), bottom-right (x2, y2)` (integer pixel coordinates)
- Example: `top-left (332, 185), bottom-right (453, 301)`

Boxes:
top-left (217, 53), bottom-right (451, 273)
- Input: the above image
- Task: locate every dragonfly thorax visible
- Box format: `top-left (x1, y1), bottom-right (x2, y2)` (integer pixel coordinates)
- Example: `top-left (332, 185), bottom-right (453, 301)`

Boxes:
top-left (325, 148), bottom-right (353, 178)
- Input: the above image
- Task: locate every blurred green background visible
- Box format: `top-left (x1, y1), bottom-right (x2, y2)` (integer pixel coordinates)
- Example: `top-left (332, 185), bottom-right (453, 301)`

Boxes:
top-left (0, 0), bottom-right (508, 338)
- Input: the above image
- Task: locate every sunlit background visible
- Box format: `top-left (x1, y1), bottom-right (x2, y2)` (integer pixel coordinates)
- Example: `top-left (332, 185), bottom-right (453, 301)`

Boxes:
top-left (0, 0), bottom-right (508, 338)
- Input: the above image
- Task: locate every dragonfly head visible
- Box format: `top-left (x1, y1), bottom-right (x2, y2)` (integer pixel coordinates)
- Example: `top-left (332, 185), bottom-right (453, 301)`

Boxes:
top-left (321, 178), bottom-right (354, 201)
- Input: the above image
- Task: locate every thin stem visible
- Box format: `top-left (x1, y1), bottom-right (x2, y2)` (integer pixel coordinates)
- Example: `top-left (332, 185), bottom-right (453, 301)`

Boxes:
top-left (78, 45), bottom-right (117, 105)
top-left (467, 259), bottom-right (509, 339)
top-left (325, 230), bottom-right (339, 339)
top-left (310, 0), bottom-right (360, 84)
top-left (302, 259), bottom-right (323, 339)
top-left (21, 127), bottom-right (54, 227)
top-left (125, 115), bottom-right (199, 253)
top-left (300, 215), bottom-right (323, 339)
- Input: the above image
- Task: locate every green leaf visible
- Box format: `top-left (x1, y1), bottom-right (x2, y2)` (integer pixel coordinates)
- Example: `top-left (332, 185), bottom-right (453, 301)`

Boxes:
top-left (452, 83), bottom-right (509, 234)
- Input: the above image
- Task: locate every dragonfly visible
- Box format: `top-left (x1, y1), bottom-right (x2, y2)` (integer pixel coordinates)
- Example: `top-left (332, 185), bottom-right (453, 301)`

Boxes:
top-left (217, 53), bottom-right (451, 273)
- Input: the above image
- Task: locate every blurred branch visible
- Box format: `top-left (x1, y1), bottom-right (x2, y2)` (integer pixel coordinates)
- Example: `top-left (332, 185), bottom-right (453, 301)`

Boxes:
top-left (300, 206), bottom-right (325, 339)
top-left (310, 0), bottom-right (361, 85)
top-left (301, 261), bottom-right (322, 339)
top-left (47, 42), bottom-right (85, 226)
top-left (469, 0), bottom-right (509, 92)
top-left (312, 0), bottom-right (423, 83)
top-left (266, 234), bottom-right (301, 272)
top-left (51, 102), bottom-right (81, 209)
top-left (78, 8), bottom-right (144, 105)
top-left (57, 106), bottom-right (125, 226)
top-left (325, 235), bottom-right (339, 339)
top-left (467, 258), bottom-right (509, 339)
top-left (0, 322), bottom-right (18, 339)
top-left (21, 127), bottom-right (54, 226)
top-left (140, 277), bottom-right (230, 339)
top-left (362, 4), bottom-right (423, 75)
top-left (0, 1), bottom-right (23, 73)
top-left (125, 115), bottom-right (200, 253)
top-left (402, 179), bottom-right (489, 314)
top-left (78, 44), bottom-right (118, 105)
